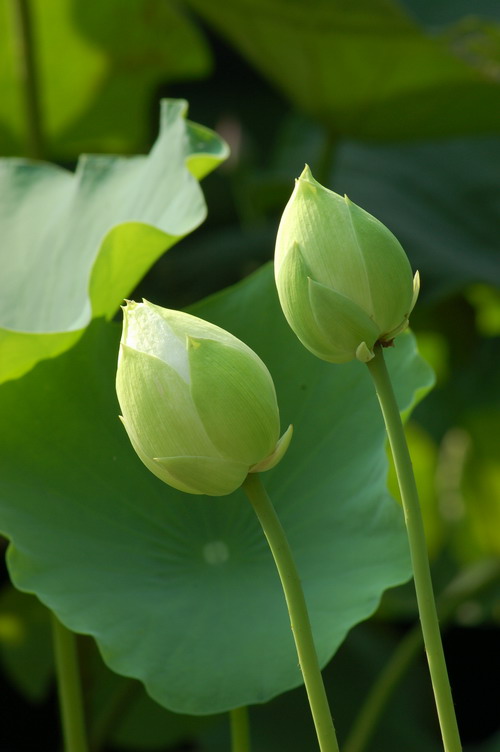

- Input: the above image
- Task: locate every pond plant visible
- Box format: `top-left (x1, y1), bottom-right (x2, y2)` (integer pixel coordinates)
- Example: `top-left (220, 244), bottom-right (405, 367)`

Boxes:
top-left (2, 4), bottom-right (500, 749)
top-left (109, 162), bottom-right (460, 752)
top-left (0, 100), bottom-right (437, 751)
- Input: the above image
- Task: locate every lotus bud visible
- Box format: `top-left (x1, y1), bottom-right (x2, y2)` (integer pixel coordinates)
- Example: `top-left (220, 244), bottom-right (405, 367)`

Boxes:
top-left (116, 300), bottom-right (292, 496)
top-left (275, 165), bottom-right (420, 364)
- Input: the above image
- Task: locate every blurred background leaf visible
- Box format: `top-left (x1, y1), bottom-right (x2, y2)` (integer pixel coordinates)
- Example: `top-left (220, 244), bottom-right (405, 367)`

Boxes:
top-left (181, 0), bottom-right (500, 140)
top-left (0, 585), bottom-right (53, 702)
top-left (0, 0), bottom-right (212, 158)
top-left (0, 99), bottom-right (228, 384)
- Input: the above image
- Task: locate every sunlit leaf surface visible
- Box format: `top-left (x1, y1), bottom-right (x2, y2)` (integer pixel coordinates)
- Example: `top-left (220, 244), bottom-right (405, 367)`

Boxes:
top-left (0, 99), bottom-right (228, 383)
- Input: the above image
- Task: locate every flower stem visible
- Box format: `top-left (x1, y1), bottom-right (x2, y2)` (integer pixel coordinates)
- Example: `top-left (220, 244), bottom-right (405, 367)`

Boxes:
top-left (366, 343), bottom-right (461, 752)
top-left (242, 473), bottom-right (340, 752)
top-left (8, 0), bottom-right (44, 158)
top-left (51, 613), bottom-right (89, 752)
top-left (230, 706), bottom-right (251, 752)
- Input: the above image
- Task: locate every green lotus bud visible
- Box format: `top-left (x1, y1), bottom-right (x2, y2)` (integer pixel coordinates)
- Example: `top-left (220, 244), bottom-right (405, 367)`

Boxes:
top-left (116, 300), bottom-right (292, 496)
top-left (275, 165), bottom-right (420, 364)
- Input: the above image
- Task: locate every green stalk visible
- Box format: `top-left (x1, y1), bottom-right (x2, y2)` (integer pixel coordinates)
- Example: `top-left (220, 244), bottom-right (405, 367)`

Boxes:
top-left (366, 344), bottom-right (461, 752)
top-left (242, 473), bottom-right (340, 752)
top-left (51, 613), bottom-right (89, 752)
top-left (9, 0), bottom-right (44, 158)
top-left (230, 706), bottom-right (251, 752)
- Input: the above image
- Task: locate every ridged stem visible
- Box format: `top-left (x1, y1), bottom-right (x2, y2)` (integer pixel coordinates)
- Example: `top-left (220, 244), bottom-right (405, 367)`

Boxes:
top-left (242, 473), bottom-right (340, 752)
top-left (366, 344), bottom-right (461, 752)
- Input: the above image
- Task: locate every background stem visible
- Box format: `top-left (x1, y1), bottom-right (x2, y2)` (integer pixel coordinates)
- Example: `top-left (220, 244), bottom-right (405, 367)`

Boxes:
top-left (242, 473), bottom-right (340, 752)
top-left (9, 0), bottom-right (45, 158)
top-left (89, 676), bottom-right (139, 752)
top-left (230, 706), bottom-right (251, 752)
top-left (344, 559), bottom-right (500, 752)
top-left (366, 344), bottom-right (462, 752)
top-left (343, 626), bottom-right (421, 752)
top-left (314, 129), bottom-right (337, 187)
top-left (51, 613), bottom-right (89, 752)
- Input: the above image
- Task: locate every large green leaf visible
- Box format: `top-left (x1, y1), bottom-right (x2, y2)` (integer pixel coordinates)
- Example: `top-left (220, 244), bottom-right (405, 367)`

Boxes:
top-left (0, 263), bottom-right (433, 714)
top-left (0, 0), bottom-right (211, 157)
top-left (183, 0), bottom-right (500, 140)
top-left (0, 99), bottom-right (228, 384)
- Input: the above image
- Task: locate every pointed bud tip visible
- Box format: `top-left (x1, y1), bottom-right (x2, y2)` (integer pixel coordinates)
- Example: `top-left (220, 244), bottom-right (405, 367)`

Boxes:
top-left (300, 164), bottom-right (313, 179)
top-left (121, 299), bottom-right (140, 315)
top-left (297, 164), bottom-right (320, 193)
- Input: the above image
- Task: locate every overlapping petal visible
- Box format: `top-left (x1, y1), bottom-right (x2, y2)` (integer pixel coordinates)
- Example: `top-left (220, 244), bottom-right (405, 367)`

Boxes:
top-left (275, 166), bottom-right (419, 363)
top-left (116, 300), bottom-right (291, 496)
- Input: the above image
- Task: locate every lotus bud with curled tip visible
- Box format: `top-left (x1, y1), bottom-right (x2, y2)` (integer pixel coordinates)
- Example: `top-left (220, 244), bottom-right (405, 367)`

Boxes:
top-left (116, 300), bottom-right (292, 496)
top-left (274, 165), bottom-right (420, 364)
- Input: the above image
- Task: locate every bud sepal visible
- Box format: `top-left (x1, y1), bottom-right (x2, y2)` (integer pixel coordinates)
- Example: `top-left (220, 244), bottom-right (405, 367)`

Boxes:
top-left (275, 165), bottom-right (419, 364)
top-left (116, 300), bottom-right (291, 496)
